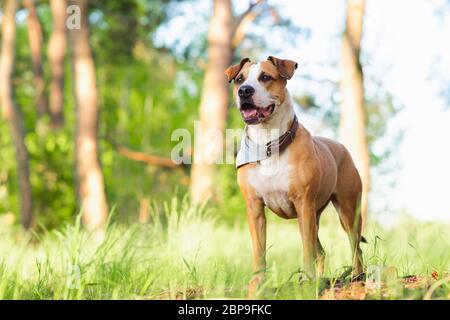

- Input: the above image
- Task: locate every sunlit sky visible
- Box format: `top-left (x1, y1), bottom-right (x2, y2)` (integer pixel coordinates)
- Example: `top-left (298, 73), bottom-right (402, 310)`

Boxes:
top-left (156, 0), bottom-right (450, 223)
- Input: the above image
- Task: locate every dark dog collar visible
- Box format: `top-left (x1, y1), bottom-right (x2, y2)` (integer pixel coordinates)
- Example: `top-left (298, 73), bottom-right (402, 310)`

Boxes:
top-left (265, 116), bottom-right (299, 157)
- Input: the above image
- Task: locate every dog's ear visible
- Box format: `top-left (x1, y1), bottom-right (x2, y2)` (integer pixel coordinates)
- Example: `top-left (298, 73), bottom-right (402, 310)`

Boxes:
top-left (267, 56), bottom-right (298, 80)
top-left (224, 58), bottom-right (251, 83)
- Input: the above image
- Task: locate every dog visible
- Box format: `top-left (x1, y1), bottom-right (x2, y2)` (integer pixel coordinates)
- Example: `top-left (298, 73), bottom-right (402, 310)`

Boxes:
top-left (225, 56), bottom-right (365, 297)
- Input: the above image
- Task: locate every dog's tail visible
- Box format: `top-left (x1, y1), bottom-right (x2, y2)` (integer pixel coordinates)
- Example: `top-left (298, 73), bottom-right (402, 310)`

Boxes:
top-left (360, 236), bottom-right (368, 243)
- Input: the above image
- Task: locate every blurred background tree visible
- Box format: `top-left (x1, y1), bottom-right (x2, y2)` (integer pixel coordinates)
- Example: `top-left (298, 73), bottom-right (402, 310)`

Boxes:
top-left (0, 0), bottom-right (33, 229)
top-left (340, 0), bottom-right (370, 225)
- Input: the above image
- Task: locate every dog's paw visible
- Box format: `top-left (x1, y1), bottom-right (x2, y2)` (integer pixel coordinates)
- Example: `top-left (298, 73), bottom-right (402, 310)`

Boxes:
top-left (247, 274), bottom-right (265, 298)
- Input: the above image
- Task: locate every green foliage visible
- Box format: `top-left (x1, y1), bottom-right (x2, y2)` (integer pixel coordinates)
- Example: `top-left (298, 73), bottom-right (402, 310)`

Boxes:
top-left (97, 46), bottom-right (201, 221)
top-left (27, 126), bottom-right (76, 229)
top-left (89, 0), bottom-right (176, 63)
top-left (1, 0), bottom-right (200, 228)
top-left (0, 121), bottom-right (18, 216)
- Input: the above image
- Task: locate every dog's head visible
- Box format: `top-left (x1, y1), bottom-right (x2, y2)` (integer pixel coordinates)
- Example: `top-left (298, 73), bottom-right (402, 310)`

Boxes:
top-left (225, 56), bottom-right (298, 125)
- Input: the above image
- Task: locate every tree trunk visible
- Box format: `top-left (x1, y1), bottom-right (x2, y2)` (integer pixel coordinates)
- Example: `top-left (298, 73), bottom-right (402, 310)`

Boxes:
top-left (24, 0), bottom-right (47, 116)
top-left (70, 0), bottom-right (108, 229)
top-left (190, 0), bottom-right (233, 204)
top-left (0, 0), bottom-right (34, 229)
top-left (48, 0), bottom-right (67, 128)
top-left (340, 0), bottom-right (370, 226)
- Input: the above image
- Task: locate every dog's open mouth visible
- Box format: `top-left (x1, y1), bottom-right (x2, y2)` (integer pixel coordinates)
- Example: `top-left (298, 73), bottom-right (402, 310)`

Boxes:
top-left (240, 103), bottom-right (275, 124)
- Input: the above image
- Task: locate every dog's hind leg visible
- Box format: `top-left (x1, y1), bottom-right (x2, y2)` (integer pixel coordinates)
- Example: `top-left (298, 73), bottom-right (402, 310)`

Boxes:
top-left (330, 148), bottom-right (365, 277)
top-left (331, 194), bottom-right (364, 276)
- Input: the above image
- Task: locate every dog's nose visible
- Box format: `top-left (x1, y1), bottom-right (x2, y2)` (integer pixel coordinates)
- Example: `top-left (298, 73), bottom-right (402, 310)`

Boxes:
top-left (238, 85), bottom-right (255, 98)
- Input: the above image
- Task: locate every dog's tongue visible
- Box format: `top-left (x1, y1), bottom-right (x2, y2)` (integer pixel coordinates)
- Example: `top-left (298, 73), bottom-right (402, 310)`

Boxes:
top-left (260, 105), bottom-right (273, 117)
top-left (242, 109), bottom-right (258, 118)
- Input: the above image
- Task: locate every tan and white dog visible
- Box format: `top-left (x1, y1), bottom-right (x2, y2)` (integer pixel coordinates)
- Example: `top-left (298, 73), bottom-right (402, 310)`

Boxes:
top-left (225, 56), bottom-right (365, 297)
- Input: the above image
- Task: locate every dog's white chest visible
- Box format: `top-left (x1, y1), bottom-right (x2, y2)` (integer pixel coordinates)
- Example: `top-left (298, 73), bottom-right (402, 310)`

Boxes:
top-left (247, 150), bottom-right (296, 218)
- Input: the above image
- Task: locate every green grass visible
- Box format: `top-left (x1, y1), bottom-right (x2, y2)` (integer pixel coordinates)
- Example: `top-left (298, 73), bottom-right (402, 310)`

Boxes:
top-left (0, 198), bottom-right (448, 300)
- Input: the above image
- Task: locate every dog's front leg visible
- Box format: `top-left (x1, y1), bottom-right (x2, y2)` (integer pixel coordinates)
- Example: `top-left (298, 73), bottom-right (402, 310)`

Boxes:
top-left (246, 199), bottom-right (266, 298)
top-left (293, 197), bottom-right (318, 279)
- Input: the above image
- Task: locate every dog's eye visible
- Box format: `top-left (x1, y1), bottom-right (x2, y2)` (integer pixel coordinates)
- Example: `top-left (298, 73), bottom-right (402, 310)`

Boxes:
top-left (235, 75), bottom-right (244, 84)
top-left (260, 74), bottom-right (272, 82)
